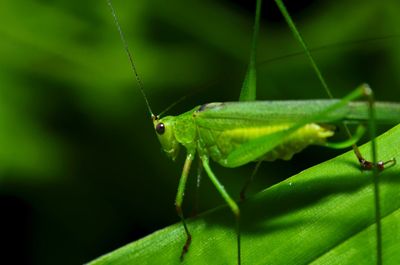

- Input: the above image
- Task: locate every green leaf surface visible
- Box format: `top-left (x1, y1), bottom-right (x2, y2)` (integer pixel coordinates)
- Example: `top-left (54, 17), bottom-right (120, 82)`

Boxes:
top-left (88, 124), bottom-right (400, 265)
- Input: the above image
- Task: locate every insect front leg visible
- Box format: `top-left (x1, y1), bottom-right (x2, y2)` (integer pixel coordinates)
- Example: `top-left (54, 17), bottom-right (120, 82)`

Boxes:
top-left (201, 155), bottom-right (241, 265)
top-left (175, 149), bottom-right (196, 261)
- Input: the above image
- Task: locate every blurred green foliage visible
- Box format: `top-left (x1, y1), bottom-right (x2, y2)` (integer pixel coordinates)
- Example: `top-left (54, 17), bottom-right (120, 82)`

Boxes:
top-left (0, 0), bottom-right (399, 264)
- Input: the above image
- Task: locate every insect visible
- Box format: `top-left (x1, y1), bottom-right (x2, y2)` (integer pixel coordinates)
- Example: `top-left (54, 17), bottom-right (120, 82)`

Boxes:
top-left (106, 0), bottom-right (400, 264)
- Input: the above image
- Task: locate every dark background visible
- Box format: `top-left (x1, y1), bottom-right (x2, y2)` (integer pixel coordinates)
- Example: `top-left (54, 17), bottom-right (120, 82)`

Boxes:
top-left (1, 0), bottom-right (399, 264)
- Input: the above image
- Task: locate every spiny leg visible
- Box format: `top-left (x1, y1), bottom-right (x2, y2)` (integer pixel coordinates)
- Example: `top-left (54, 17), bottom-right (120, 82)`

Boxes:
top-left (321, 84), bottom-right (395, 265)
top-left (351, 143), bottom-right (396, 171)
top-left (175, 150), bottom-right (196, 261)
top-left (307, 84), bottom-right (395, 265)
top-left (201, 156), bottom-right (241, 265)
top-left (273, 0), bottom-right (396, 171)
top-left (356, 85), bottom-right (396, 265)
top-left (274, 3), bottom-right (393, 262)
top-left (361, 84), bottom-right (382, 265)
top-left (350, 85), bottom-right (396, 170)
top-left (240, 160), bottom-right (262, 201)
top-left (324, 124), bottom-right (396, 170)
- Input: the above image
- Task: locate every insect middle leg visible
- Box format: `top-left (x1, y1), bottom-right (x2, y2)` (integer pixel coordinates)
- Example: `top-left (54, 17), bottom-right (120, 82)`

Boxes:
top-left (201, 155), bottom-right (241, 265)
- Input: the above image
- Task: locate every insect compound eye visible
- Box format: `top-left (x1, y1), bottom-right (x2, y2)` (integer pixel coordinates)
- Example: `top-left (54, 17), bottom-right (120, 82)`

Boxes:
top-left (155, 122), bottom-right (165, 135)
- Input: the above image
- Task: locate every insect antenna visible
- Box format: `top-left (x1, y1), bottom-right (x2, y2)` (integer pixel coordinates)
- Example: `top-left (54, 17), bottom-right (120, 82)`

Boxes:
top-left (258, 34), bottom-right (400, 67)
top-left (107, 0), bottom-right (154, 118)
top-left (157, 79), bottom-right (220, 117)
top-left (158, 94), bottom-right (189, 118)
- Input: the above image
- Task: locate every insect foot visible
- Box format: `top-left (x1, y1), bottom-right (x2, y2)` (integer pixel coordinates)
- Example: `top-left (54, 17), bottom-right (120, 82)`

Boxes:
top-left (179, 234), bottom-right (192, 262)
top-left (359, 157), bottom-right (396, 171)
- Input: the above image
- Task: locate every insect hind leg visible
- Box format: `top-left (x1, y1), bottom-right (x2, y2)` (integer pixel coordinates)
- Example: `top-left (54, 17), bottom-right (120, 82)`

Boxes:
top-left (349, 84), bottom-right (397, 171)
top-left (354, 145), bottom-right (396, 170)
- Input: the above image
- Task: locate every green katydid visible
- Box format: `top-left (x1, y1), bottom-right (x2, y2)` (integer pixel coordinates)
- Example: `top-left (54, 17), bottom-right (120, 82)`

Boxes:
top-left (106, 0), bottom-right (400, 264)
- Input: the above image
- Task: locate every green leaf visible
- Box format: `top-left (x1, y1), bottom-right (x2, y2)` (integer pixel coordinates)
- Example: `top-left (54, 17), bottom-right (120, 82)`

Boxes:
top-left (239, 66), bottom-right (257, 102)
top-left (239, 0), bottom-right (261, 102)
top-left (88, 124), bottom-right (400, 265)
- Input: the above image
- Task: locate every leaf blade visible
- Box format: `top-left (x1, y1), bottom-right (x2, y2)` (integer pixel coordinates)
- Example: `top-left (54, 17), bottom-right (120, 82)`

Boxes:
top-left (88, 124), bottom-right (400, 265)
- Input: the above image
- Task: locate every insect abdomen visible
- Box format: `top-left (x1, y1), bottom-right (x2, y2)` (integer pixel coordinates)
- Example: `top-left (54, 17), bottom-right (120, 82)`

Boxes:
top-left (261, 124), bottom-right (334, 161)
top-left (198, 123), bottom-right (334, 165)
